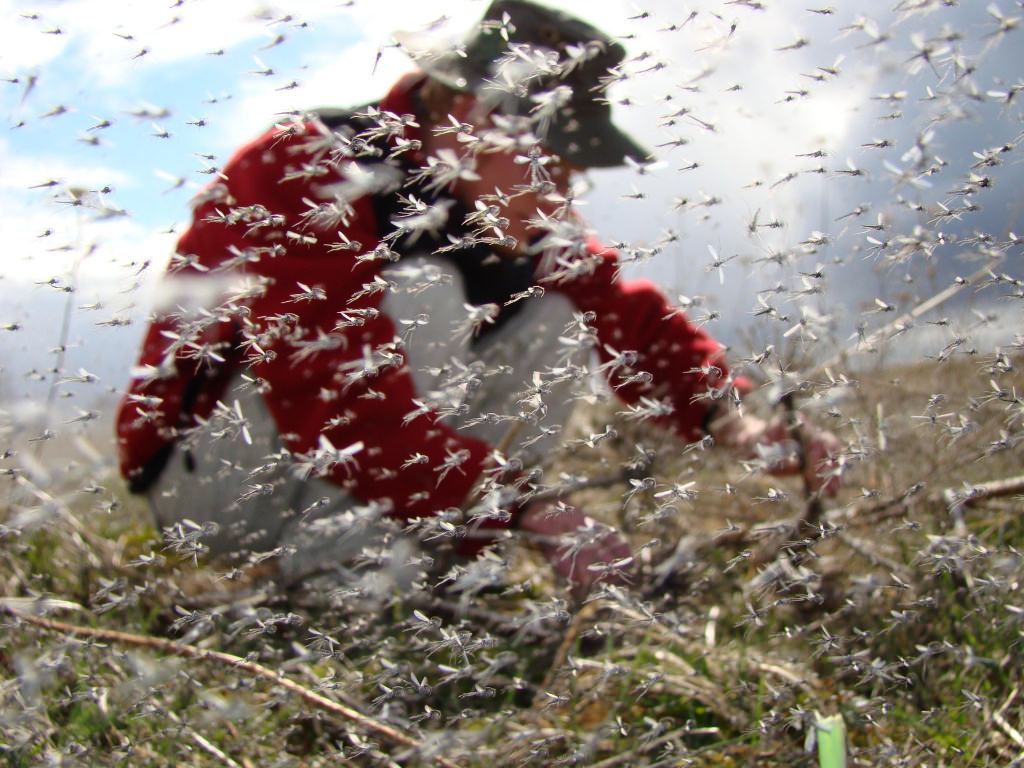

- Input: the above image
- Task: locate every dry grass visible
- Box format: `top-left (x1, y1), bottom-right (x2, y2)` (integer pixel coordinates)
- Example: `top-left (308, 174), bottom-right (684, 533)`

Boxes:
top-left (1, 353), bottom-right (1022, 766)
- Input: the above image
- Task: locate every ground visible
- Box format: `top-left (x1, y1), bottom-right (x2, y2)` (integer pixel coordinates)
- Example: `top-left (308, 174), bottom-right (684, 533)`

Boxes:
top-left (1, 353), bottom-right (1023, 766)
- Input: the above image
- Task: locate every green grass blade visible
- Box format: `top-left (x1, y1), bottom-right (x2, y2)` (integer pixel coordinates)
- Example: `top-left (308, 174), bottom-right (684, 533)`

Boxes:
top-left (816, 713), bottom-right (847, 768)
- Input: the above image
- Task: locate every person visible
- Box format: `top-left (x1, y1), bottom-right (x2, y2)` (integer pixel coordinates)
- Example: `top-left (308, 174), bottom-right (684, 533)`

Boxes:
top-left (115, 0), bottom-right (841, 599)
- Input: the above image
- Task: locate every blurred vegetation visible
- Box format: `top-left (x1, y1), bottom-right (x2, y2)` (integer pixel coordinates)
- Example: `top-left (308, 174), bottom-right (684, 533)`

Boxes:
top-left (1, 353), bottom-right (1022, 766)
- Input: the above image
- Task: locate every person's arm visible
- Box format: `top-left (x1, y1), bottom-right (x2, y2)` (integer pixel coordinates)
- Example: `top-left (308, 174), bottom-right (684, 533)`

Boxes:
top-left (553, 237), bottom-right (841, 495)
top-left (708, 407), bottom-right (843, 496)
top-left (553, 238), bottom-right (745, 440)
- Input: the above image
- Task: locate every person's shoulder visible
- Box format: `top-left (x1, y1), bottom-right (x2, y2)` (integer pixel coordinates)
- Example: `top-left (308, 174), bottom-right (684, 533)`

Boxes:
top-left (306, 102), bottom-right (378, 131)
top-left (231, 102), bottom-right (388, 167)
top-left (223, 109), bottom-right (357, 179)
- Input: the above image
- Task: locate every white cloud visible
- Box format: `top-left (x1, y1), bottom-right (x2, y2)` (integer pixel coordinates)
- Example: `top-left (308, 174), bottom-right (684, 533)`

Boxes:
top-left (0, 137), bottom-right (154, 278)
top-left (0, 138), bottom-right (131, 191)
top-left (2, 0), bottom-right (366, 94)
top-left (212, 2), bottom-right (487, 148)
top-left (0, 0), bottom-right (71, 73)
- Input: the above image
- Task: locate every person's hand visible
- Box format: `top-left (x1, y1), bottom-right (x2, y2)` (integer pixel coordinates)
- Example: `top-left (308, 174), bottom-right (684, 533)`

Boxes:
top-left (710, 410), bottom-right (843, 497)
top-left (759, 413), bottom-right (843, 496)
top-left (518, 503), bottom-right (634, 600)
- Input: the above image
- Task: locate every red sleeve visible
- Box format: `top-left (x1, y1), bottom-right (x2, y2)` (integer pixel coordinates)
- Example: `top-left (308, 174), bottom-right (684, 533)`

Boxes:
top-left (551, 238), bottom-right (748, 441)
top-left (117, 119), bottom-right (495, 527)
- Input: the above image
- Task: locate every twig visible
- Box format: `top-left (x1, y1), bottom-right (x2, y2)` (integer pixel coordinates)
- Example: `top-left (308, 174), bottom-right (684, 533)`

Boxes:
top-left (526, 468), bottom-right (630, 505)
top-left (587, 724), bottom-right (721, 768)
top-left (532, 602), bottom-right (599, 707)
top-left (1, 605), bottom-right (462, 768)
top-left (808, 257), bottom-right (1003, 378)
top-left (495, 420), bottom-right (525, 458)
top-left (942, 475), bottom-right (1024, 509)
top-left (833, 473), bottom-right (1024, 536)
top-left (835, 531), bottom-right (912, 579)
top-left (188, 729), bottom-right (244, 768)
top-left (993, 686), bottom-right (1024, 749)
top-left (834, 481), bottom-right (928, 526)
top-left (751, 516), bottom-right (808, 568)
top-left (942, 475), bottom-right (1024, 538)
top-left (994, 711), bottom-right (1024, 750)
top-left (651, 502), bottom-right (853, 591)
top-left (781, 391), bottom-right (823, 528)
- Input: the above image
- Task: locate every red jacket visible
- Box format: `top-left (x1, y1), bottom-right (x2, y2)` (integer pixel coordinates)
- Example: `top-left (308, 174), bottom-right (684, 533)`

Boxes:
top-left (115, 73), bottom-right (739, 539)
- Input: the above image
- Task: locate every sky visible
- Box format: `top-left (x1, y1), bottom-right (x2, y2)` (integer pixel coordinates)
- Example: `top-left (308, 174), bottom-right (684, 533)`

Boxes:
top-left (0, 0), bottom-right (1021, 430)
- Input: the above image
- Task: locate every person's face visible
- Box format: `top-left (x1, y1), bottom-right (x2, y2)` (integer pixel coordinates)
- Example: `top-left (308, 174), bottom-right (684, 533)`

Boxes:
top-left (458, 139), bottom-right (578, 249)
top-left (426, 93), bottom-right (582, 252)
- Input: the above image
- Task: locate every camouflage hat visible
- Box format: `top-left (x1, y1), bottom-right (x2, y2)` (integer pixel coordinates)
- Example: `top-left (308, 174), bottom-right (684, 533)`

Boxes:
top-left (394, 0), bottom-right (650, 169)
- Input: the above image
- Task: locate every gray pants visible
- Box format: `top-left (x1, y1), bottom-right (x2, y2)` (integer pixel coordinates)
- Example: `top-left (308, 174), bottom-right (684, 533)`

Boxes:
top-left (148, 257), bottom-right (578, 584)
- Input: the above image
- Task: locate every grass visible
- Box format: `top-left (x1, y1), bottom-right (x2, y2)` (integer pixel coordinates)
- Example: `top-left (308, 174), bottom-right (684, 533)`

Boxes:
top-left (1, 353), bottom-right (1022, 766)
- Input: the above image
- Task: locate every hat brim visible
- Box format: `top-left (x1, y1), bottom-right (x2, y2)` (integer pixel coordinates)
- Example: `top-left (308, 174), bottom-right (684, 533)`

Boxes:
top-left (544, 105), bottom-right (650, 169)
